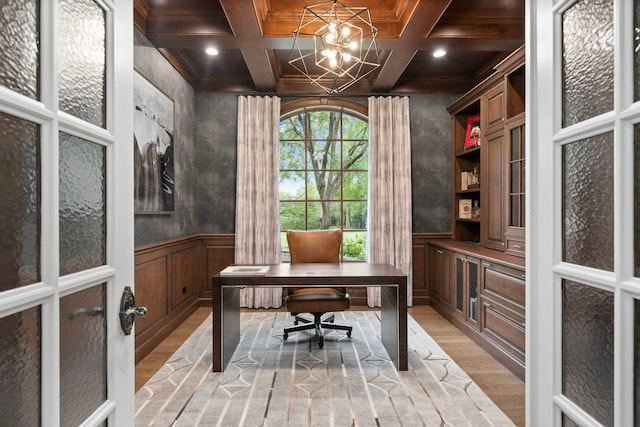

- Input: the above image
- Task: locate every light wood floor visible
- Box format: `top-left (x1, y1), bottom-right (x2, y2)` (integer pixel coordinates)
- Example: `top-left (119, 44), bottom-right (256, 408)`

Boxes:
top-left (135, 305), bottom-right (525, 427)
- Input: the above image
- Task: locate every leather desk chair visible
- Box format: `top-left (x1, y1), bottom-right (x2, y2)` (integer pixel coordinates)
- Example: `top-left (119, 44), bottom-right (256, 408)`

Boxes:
top-left (283, 229), bottom-right (352, 348)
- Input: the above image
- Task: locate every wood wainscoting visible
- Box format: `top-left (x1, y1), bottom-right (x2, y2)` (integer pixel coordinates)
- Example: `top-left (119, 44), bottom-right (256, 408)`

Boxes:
top-left (134, 232), bottom-right (451, 362)
top-left (134, 235), bottom-right (201, 363)
top-left (412, 232), bottom-right (452, 305)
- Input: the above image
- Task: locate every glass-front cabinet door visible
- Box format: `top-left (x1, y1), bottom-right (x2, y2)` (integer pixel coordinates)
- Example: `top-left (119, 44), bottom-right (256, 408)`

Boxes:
top-left (505, 115), bottom-right (525, 257)
top-left (454, 253), bottom-right (480, 327)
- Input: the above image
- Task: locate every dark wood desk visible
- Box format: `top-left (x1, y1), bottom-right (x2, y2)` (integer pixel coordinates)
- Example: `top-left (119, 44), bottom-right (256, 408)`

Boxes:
top-left (212, 263), bottom-right (408, 372)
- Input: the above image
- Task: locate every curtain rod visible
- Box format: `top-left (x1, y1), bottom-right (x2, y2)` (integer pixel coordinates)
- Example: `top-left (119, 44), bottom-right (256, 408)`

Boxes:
top-left (206, 93), bottom-right (410, 99)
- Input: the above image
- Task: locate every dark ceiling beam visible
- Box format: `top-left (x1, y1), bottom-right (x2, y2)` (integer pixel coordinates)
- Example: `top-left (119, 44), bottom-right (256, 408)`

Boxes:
top-left (372, 0), bottom-right (452, 92)
top-left (218, 0), bottom-right (277, 91)
top-left (135, 0), bottom-right (524, 95)
top-left (146, 33), bottom-right (521, 53)
top-left (392, 75), bottom-right (474, 94)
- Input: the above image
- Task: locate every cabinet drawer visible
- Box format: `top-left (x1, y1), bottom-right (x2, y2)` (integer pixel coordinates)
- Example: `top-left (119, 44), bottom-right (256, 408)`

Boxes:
top-left (505, 238), bottom-right (525, 257)
top-left (482, 299), bottom-right (525, 361)
top-left (482, 262), bottom-right (525, 308)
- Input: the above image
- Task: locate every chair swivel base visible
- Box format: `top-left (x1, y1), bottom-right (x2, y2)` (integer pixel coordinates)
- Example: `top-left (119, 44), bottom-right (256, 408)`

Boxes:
top-left (283, 313), bottom-right (352, 348)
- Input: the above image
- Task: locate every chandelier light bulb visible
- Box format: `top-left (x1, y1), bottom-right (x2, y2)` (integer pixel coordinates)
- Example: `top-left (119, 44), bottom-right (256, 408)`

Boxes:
top-left (327, 49), bottom-right (337, 59)
top-left (349, 40), bottom-right (358, 50)
top-left (329, 57), bottom-right (337, 67)
top-left (342, 52), bottom-right (351, 62)
top-left (329, 22), bottom-right (337, 32)
top-left (341, 26), bottom-right (350, 37)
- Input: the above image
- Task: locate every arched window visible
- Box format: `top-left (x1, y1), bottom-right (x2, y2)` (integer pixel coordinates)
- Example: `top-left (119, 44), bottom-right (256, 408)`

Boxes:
top-left (279, 102), bottom-right (368, 261)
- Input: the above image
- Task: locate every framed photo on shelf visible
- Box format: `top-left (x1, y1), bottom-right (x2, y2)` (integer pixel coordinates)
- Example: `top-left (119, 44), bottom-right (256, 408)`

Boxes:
top-left (464, 114), bottom-right (481, 148)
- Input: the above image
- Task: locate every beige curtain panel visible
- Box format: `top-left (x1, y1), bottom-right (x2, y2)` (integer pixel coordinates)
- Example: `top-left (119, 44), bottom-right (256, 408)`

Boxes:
top-left (235, 95), bottom-right (283, 308)
top-left (367, 96), bottom-right (413, 307)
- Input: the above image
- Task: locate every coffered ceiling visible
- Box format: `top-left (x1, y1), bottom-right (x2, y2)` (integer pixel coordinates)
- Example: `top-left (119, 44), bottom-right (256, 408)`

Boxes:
top-left (133, 0), bottom-right (524, 94)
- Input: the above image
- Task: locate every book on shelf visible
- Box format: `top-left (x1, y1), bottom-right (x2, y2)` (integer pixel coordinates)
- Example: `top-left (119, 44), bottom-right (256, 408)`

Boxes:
top-left (220, 265), bottom-right (270, 276)
top-left (461, 172), bottom-right (468, 191)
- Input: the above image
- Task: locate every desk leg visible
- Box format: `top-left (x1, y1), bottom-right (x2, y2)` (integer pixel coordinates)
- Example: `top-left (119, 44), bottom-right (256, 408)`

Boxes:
top-left (380, 283), bottom-right (408, 371)
top-left (213, 285), bottom-right (240, 372)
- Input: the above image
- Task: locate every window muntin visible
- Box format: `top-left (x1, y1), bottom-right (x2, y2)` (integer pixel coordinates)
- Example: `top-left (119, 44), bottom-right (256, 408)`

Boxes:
top-left (279, 107), bottom-right (368, 261)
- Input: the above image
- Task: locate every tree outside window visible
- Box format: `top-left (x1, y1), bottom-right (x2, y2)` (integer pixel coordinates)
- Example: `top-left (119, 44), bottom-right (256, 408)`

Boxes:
top-left (279, 107), bottom-right (368, 261)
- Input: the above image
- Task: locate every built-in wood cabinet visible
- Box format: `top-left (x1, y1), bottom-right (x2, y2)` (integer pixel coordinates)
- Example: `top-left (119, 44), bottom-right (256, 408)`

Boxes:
top-left (454, 253), bottom-right (480, 327)
top-left (447, 44), bottom-right (525, 256)
top-left (431, 45), bottom-right (526, 379)
top-left (428, 245), bottom-right (453, 310)
top-left (480, 260), bottom-right (525, 371)
top-left (482, 127), bottom-right (506, 250)
top-left (504, 114), bottom-right (526, 257)
top-left (427, 240), bottom-right (525, 379)
top-left (453, 143), bottom-right (481, 243)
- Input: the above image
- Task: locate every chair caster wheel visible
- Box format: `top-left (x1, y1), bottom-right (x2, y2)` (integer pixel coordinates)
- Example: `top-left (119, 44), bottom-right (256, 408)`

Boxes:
top-left (347, 331), bottom-right (351, 338)
top-left (318, 339), bottom-right (324, 349)
top-left (293, 320), bottom-right (299, 325)
top-left (283, 333), bottom-right (288, 340)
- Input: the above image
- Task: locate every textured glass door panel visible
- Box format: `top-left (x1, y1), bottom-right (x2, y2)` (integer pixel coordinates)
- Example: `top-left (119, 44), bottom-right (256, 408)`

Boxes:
top-left (0, 112), bottom-right (40, 292)
top-left (0, 307), bottom-right (41, 427)
top-left (60, 284), bottom-right (106, 427)
top-left (635, 125), bottom-right (640, 277)
top-left (635, 299), bottom-right (640, 425)
top-left (562, 279), bottom-right (614, 426)
top-left (562, 132), bottom-right (614, 271)
top-left (562, 0), bottom-right (614, 127)
top-left (58, 0), bottom-right (106, 127)
top-left (0, 0), bottom-right (39, 99)
top-left (562, 414), bottom-right (582, 427)
top-left (59, 133), bottom-right (106, 276)
top-left (635, 1), bottom-right (640, 101)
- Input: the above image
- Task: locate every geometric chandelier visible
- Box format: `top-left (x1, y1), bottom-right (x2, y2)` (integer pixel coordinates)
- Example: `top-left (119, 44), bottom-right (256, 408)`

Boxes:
top-left (289, 0), bottom-right (380, 93)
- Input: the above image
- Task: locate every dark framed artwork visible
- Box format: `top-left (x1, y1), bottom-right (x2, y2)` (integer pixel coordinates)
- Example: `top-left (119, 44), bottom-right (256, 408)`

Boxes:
top-left (133, 70), bottom-right (174, 213)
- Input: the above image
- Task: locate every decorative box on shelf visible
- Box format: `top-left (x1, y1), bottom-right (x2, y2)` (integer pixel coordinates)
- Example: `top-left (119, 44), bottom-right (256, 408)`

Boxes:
top-left (461, 167), bottom-right (480, 191)
top-left (459, 199), bottom-right (473, 219)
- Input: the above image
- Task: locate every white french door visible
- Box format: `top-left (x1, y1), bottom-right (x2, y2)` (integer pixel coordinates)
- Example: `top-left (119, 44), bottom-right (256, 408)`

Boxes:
top-left (529, 0), bottom-right (639, 425)
top-left (0, 0), bottom-right (134, 426)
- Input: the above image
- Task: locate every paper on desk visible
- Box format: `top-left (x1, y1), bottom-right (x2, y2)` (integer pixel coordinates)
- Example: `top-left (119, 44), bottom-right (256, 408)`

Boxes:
top-left (219, 265), bottom-right (270, 276)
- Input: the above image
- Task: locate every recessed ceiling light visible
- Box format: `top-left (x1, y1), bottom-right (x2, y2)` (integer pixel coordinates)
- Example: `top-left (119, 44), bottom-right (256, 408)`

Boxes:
top-left (433, 49), bottom-right (446, 58)
top-left (206, 47), bottom-right (219, 56)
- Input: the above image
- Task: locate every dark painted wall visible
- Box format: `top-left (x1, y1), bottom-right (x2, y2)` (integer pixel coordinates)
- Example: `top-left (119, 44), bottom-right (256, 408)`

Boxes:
top-left (134, 29), bottom-right (199, 246)
top-left (194, 93), bottom-right (239, 234)
top-left (134, 31), bottom-right (457, 244)
top-left (193, 93), bottom-right (457, 235)
top-left (409, 94), bottom-right (458, 232)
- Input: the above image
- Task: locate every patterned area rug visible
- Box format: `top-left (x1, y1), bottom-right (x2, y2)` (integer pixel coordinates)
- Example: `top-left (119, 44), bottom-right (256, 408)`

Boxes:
top-left (135, 311), bottom-right (514, 426)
